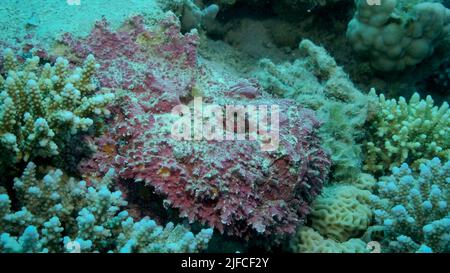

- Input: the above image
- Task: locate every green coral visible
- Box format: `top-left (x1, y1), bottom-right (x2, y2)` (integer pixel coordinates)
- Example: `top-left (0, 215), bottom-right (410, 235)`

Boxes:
top-left (0, 49), bottom-right (114, 174)
top-left (254, 39), bottom-right (377, 183)
top-left (368, 158), bottom-right (449, 253)
top-left (0, 162), bottom-right (213, 253)
top-left (364, 91), bottom-right (449, 174)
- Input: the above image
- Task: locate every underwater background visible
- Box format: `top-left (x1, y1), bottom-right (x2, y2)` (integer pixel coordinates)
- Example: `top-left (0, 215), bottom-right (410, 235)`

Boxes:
top-left (0, 0), bottom-right (448, 253)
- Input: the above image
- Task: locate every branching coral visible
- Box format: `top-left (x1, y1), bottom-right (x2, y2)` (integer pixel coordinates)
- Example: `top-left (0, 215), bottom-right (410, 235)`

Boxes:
top-left (0, 162), bottom-right (212, 253)
top-left (369, 158), bottom-right (449, 253)
top-left (364, 91), bottom-right (449, 174)
top-left (0, 50), bottom-right (114, 174)
top-left (347, 0), bottom-right (450, 72)
top-left (253, 39), bottom-right (377, 183)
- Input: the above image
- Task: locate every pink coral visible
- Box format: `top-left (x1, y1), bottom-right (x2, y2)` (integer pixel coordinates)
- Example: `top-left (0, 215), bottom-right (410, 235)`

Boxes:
top-left (69, 14), bottom-right (330, 238)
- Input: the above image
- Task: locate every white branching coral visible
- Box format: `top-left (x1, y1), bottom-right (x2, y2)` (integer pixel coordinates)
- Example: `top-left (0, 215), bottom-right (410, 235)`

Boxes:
top-left (369, 158), bottom-right (449, 253)
top-left (0, 162), bottom-right (213, 253)
top-left (365, 91), bottom-right (449, 174)
top-left (0, 49), bottom-right (114, 171)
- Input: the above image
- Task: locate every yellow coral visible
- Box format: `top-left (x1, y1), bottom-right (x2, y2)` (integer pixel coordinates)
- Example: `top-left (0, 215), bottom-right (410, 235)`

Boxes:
top-left (0, 49), bottom-right (114, 167)
top-left (364, 91), bottom-right (449, 174)
top-left (310, 185), bottom-right (373, 242)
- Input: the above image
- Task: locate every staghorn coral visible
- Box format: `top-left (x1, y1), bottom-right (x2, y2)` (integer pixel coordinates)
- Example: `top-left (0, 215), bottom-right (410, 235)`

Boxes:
top-left (62, 15), bottom-right (331, 239)
top-left (310, 185), bottom-right (373, 242)
top-left (0, 50), bottom-right (114, 175)
top-left (290, 226), bottom-right (369, 253)
top-left (368, 158), bottom-right (449, 253)
top-left (364, 91), bottom-right (449, 174)
top-left (0, 162), bottom-right (212, 253)
top-left (253, 39), bottom-right (377, 183)
top-left (347, 0), bottom-right (450, 72)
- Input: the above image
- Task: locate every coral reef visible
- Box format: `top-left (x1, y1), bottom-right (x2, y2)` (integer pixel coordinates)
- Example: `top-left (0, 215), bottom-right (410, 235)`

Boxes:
top-left (0, 0), bottom-right (448, 254)
top-left (0, 50), bottom-right (114, 175)
top-left (364, 91), bottom-right (449, 174)
top-left (0, 162), bottom-right (212, 253)
top-left (310, 185), bottom-right (373, 242)
top-left (253, 39), bottom-right (377, 183)
top-left (347, 0), bottom-right (450, 72)
top-left (368, 158), bottom-right (449, 253)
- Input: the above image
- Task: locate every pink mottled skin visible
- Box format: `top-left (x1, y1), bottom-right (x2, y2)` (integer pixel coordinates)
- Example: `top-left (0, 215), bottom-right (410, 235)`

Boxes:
top-left (70, 14), bottom-right (331, 238)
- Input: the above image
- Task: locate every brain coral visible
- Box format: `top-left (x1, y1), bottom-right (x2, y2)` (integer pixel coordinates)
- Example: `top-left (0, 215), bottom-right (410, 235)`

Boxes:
top-left (0, 162), bottom-right (212, 253)
top-left (310, 185), bottom-right (373, 242)
top-left (58, 14), bottom-right (331, 239)
top-left (290, 226), bottom-right (369, 253)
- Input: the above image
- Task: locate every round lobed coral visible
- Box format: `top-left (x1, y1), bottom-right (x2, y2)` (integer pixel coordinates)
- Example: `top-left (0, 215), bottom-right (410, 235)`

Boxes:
top-left (347, 0), bottom-right (450, 72)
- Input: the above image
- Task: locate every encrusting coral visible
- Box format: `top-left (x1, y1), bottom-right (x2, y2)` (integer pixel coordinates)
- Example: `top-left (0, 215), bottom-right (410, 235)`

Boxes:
top-left (364, 91), bottom-right (449, 174)
top-left (347, 0), bottom-right (450, 72)
top-left (0, 162), bottom-right (213, 253)
top-left (0, 49), bottom-right (114, 174)
top-left (368, 158), bottom-right (449, 253)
